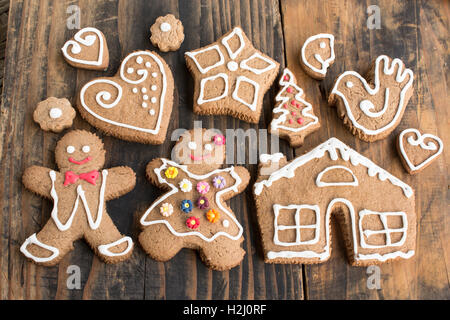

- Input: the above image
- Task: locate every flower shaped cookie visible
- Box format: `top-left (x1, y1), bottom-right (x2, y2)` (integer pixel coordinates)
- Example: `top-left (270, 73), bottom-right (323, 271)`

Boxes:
top-left (150, 14), bottom-right (184, 52)
top-left (33, 97), bottom-right (76, 132)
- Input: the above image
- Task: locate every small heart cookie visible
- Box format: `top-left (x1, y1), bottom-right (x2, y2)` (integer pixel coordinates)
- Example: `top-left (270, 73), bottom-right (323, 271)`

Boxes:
top-left (61, 27), bottom-right (109, 70)
top-left (397, 128), bottom-right (443, 174)
top-left (77, 50), bottom-right (174, 144)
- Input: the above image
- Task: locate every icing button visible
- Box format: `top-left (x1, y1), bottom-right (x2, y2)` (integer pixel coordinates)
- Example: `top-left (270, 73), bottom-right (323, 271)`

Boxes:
top-left (49, 108), bottom-right (62, 119)
top-left (227, 61), bottom-right (238, 71)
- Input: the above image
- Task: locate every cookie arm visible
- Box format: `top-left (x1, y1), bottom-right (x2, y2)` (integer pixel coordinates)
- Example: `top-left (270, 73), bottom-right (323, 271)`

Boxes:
top-left (145, 158), bottom-right (169, 189)
top-left (221, 166), bottom-right (250, 201)
top-left (22, 166), bottom-right (55, 199)
top-left (104, 166), bottom-right (136, 200)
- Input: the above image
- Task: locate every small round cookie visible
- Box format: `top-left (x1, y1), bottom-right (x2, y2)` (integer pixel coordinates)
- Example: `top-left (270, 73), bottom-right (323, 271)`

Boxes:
top-left (150, 14), bottom-right (184, 52)
top-left (33, 97), bottom-right (76, 132)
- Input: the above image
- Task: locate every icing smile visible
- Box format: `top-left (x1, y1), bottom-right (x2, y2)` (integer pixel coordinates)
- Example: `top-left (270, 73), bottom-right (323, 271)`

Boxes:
top-left (190, 153), bottom-right (211, 161)
top-left (69, 156), bottom-right (92, 165)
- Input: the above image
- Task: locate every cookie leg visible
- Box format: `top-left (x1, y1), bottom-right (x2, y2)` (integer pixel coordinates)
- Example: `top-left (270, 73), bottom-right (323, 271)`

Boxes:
top-left (83, 213), bottom-right (133, 263)
top-left (138, 224), bottom-right (184, 262)
top-left (198, 238), bottom-right (245, 271)
top-left (20, 220), bottom-right (81, 266)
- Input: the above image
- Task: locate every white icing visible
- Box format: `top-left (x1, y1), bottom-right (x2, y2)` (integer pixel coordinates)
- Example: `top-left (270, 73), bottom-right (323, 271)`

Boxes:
top-left (160, 22), bottom-right (172, 32)
top-left (315, 165), bottom-right (359, 187)
top-left (49, 169), bottom-right (108, 231)
top-left (98, 236), bottom-right (133, 257)
top-left (141, 87), bottom-right (147, 93)
top-left (146, 62), bottom-right (151, 68)
top-left (227, 61), bottom-right (238, 71)
top-left (152, 72), bottom-right (157, 77)
top-left (188, 141), bottom-right (197, 150)
top-left (266, 198), bottom-right (414, 263)
top-left (49, 108), bottom-right (62, 119)
top-left (359, 88), bottom-right (390, 118)
top-left (20, 233), bottom-right (60, 263)
top-left (330, 55), bottom-right (414, 136)
top-left (127, 67), bottom-right (134, 74)
top-left (82, 145), bottom-right (90, 153)
top-left (185, 45), bottom-right (225, 74)
top-left (197, 73), bottom-right (229, 104)
top-left (221, 27), bottom-right (245, 60)
top-left (358, 210), bottom-right (408, 248)
top-left (254, 137), bottom-right (413, 198)
top-left (92, 79), bottom-right (123, 109)
top-left (151, 97), bottom-right (157, 103)
top-left (136, 56), bottom-right (143, 64)
top-left (301, 33), bottom-right (335, 75)
top-left (270, 68), bottom-right (319, 133)
top-left (223, 220), bottom-right (230, 228)
top-left (66, 146), bottom-right (75, 154)
top-left (142, 102), bottom-right (148, 108)
top-left (346, 81), bottom-right (353, 88)
top-left (132, 88), bottom-right (138, 93)
top-left (151, 85), bottom-right (157, 91)
top-left (259, 153), bottom-right (284, 164)
top-left (239, 52), bottom-right (277, 75)
top-left (272, 204), bottom-right (320, 246)
top-left (232, 76), bottom-right (259, 111)
top-left (319, 41), bottom-right (326, 48)
top-left (61, 27), bottom-right (105, 66)
top-left (149, 109), bottom-right (155, 116)
top-left (143, 95), bottom-right (149, 100)
top-left (79, 51), bottom-right (167, 134)
top-left (398, 128), bottom-right (443, 172)
top-left (140, 159), bottom-right (244, 242)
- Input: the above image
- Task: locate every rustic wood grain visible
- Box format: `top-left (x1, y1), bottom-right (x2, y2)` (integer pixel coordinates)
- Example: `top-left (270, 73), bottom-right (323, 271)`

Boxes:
top-left (281, 0), bottom-right (449, 299)
top-left (0, 0), bottom-right (447, 300)
top-left (0, 0), bottom-right (304, 300)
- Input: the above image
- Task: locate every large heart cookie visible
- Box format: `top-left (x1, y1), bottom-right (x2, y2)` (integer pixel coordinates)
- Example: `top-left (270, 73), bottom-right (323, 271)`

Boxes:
top-left (77, 50), bottom-right (174, 144)
top-left (61, 27), bottom-right (109, 70)
top-left (397, 128), bottom-right (443, 174)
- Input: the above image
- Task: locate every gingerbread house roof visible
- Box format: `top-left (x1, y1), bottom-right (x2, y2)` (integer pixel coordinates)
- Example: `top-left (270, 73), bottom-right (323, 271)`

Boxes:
top-left (254, 137), bottom-right (413, 198)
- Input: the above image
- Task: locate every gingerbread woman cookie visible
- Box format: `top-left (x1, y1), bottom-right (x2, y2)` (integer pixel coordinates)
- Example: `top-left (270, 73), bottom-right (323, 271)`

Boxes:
top-left (61, 27), bottom-right (109, 71)
top-left (139, 128), bottom-right (250, 270)
top-left (328, 55), bottom-right (414, 142)
top-left (185, 26), bottom-right (280, 123)
top-left (21, 130), bottom-right (135, 266)
top-left (269, 68), bottom-right (320, 147)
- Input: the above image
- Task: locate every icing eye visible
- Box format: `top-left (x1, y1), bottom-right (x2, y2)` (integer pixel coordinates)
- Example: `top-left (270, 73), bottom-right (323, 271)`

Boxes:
top-left (66, 146), bottom-right (75, 154)
top-left (346, 81), bottom-right (354, 88)
top-left (188, 142), bottom-right (197, 150)
top-left (204, 144), bottom-right (213, 151)
top-left (82, 145), bottom-right (91, 153)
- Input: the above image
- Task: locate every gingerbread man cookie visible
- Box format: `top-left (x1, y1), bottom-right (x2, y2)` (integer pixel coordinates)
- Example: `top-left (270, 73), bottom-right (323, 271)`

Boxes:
top-left (77, 50), bottom-right (174, 144)
top-left (269, 68), bottom-right (320, 147)
top-left (328, 55), bottom-right (414, 142)
top-left (21, 130), bottom-right (135, 266)
top-left (139, 128), bottom-right (250, 270)
top-left (61, 27), bottom-right (109, 71)
top-left (185, 26), bottom-right (280, 123)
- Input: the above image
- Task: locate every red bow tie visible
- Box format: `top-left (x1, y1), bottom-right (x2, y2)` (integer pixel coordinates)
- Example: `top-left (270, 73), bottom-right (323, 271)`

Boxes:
top-left (63, 170), bottom-right (99, 186)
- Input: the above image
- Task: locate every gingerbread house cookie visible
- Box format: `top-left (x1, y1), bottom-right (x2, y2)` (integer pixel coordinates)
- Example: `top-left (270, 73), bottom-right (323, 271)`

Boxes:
top-left (253, 137), bottom-right (416, 266)
top-left (185, 26), bottom-right (280, 123)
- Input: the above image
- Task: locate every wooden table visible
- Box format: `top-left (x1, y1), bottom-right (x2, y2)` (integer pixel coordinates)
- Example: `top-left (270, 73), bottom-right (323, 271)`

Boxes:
top-left (0, 0), bottom-right (448, 300)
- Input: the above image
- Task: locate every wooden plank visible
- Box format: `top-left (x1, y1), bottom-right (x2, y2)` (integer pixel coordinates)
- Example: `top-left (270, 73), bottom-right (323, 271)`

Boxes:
top-left (280, 0), bottom-right (449, 299)
top-left (0, 0), bottom-right (304, 300)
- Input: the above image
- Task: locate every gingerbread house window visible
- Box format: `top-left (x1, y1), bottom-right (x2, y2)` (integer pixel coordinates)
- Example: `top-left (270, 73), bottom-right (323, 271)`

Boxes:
top-left (273, 204), bottom-right (320, 246)
top-left (358, 210), bottom-right (408, 249)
